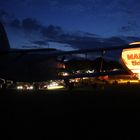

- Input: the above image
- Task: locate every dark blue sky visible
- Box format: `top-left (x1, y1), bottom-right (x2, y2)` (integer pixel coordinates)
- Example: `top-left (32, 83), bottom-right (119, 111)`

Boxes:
top-left (1, 0), bottom-right (140, 51)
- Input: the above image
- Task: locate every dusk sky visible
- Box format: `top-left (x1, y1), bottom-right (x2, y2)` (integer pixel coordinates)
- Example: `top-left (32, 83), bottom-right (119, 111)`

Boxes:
top-left (1, 0), bottom-right (140, 51)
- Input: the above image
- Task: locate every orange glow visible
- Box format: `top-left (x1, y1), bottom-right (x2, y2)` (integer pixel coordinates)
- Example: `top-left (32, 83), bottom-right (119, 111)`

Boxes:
top-left (129, 42), bottom-right (140, 45)
top-left (56, 63), bottom-right (65, 68)
top-left (121, 48), bottom-right (140, 79)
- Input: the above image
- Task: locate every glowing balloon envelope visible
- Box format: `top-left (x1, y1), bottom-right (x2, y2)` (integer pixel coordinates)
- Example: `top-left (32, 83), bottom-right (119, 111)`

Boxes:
top-left (121, 48), bottom-right (140, 79)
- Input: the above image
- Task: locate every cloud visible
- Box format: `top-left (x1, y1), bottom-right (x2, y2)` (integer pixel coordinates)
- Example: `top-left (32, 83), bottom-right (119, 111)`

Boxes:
top-left (10, 18), bottom-right (41, 31)
top-left (120, 20), bottom-right (140, 36)
top-left (21, 45), bottom-right (43, 49)
top-left (22, 18), bottom-right (41, 32)
top-left (106, 37), bottom-right (126, 44)
top-left (120, 25), bottom-right (131, 32)
top-left (65, 36), bottom-right (127, 49)
top-left (10, 19), bottom-right (21, 29)
top-left (40, 25), bottom-right (63, 39)
top-left (0, 10), bottom-right (8, 18)
top-left (9, 17), bottom-right (64, 38)
top-left (7, 16), bottom-right (140, 51)
top-left (0, 9), bottom-right (9, 23)
top-left (32, 40), bottom-right (48, 46)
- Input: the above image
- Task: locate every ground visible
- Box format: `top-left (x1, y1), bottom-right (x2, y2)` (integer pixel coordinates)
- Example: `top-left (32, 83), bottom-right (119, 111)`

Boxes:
top-left (0, 84), bottom-right (140, 139)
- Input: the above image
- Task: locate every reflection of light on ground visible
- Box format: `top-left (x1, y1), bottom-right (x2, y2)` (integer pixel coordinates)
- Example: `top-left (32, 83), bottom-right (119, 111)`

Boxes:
top-left (116, 79), bottom-right (139, 84)
top-left (15, 80), bottom-right (65, 90)
top-left (47, 82), bottom-right (64, 90)
top-left (47, 85), bottom-right (64, 90)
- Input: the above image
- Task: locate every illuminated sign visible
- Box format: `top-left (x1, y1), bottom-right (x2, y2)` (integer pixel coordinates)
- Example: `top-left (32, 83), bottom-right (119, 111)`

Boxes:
top-left (121, 48), bottom-right (140, 75)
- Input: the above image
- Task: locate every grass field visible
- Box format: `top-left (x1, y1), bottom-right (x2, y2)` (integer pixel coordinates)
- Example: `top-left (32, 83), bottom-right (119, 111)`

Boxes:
top-left (0, 84), bottom-right (140, 139)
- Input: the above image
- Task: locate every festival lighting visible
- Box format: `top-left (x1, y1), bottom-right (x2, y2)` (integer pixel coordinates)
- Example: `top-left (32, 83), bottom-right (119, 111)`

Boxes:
top-left (26, 85), bottom-right (34, 90)
top-left (121, 48), bottom-right (140, 79)
top-left (16, 83), bottom-right (34, 90)
top-left (17, 85), bottom-right (24, 90)
top-left (86, 70), bottom-right (95, 73)
top-left (62, 72), bottom-right (69, 76)
top-left (47, 81), bottom-right (64, 90)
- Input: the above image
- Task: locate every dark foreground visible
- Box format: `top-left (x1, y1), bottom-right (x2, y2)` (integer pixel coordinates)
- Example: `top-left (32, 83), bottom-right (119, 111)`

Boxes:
top-left (0, 84), bottom-right (140, 139)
